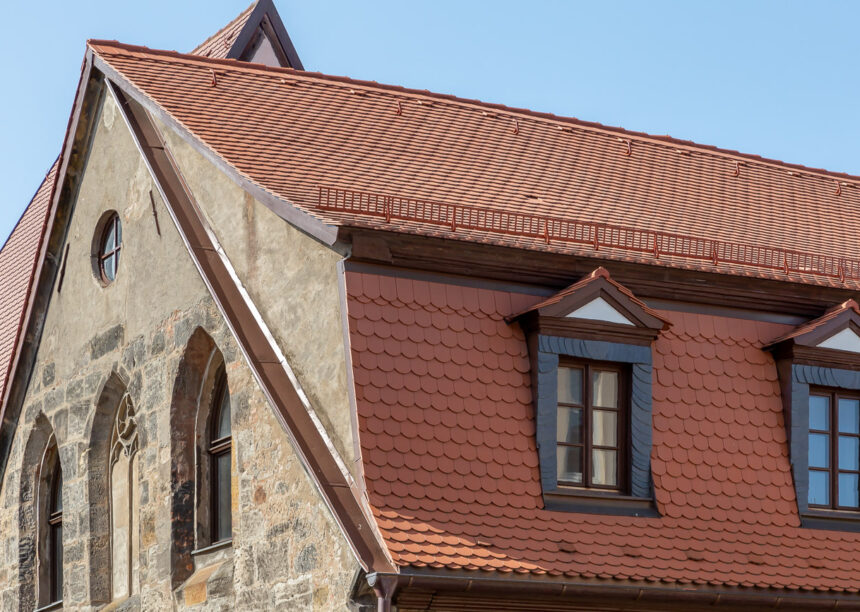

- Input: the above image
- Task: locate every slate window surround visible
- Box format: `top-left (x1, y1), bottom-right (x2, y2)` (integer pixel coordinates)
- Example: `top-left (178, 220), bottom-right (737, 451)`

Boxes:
top-left (534, 336), bottom-right (656, 516)
top-left (782, 365), bottom-right (860, 531)
top-left (767, 300), bottom-right (860, 531)
top-left (512, 268), bottom-right (669, 516)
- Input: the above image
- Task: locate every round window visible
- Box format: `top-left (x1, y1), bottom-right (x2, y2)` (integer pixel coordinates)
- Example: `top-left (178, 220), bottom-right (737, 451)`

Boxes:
top-left (95, 212), bottom-right (122, 284)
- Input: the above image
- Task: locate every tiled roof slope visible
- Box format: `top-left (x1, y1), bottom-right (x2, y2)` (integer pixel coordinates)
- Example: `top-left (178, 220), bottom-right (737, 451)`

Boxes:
top-left (90, 41), bottom-right (860, 288)
top-left (347, 269), bottom-right (860, 592)
top-left (0, 162), bottom-right (56, 405)
top-left (191, 2), bottom-right (256, 59)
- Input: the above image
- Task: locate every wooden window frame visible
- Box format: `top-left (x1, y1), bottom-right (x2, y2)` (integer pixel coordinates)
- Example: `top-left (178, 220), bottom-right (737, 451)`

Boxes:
top-left (557, 359), bottom-right (628, 494)
top-left (98, 213), bottom-right (122, 284)
top-left (209, 370), bottom-right (232, 544)
top-left (808, 387), bottom-right (860, 511)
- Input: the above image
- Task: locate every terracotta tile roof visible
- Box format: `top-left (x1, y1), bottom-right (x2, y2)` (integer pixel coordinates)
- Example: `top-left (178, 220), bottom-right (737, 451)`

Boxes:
top-left (89, 40), bottom-right (860, 289)
top-left (511, 266), bottom-right (670, 327)
top-left (347, 269), bottom-right (860, 592)
top-left (191, 2), bottom-right (256, 59)
top-left (0, 162), bottom-right (56, 404)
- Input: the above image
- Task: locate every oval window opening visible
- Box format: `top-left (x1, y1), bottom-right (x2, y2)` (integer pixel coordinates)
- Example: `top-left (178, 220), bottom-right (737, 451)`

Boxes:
top-left (95, 212), bottom-right (122, 284)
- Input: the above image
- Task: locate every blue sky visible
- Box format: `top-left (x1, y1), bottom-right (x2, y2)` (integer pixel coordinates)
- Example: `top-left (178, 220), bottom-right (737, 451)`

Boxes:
top-left (2, 1), bottom-right (859, 246)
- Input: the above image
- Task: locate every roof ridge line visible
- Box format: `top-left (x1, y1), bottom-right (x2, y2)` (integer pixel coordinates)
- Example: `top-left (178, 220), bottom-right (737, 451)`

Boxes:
top-left (88, 39), bottom-right (860, 188)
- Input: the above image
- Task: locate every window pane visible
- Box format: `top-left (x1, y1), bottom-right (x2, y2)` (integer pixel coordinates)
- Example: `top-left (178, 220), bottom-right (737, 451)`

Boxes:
top-left (592, 410), bottom-right (617, 447)
top-left (809, 433), bottom-right (830, 468)
top-left (215, 452), bottom-right (232, 541)
top-left (557, 367), bottom-right (582, 405)
top-left (115, 217), bottom-right (122, 246)
top-left (840, 399), bottom-right (860, 434)
top-left (556, 406), bottom-right (582, 443)
top-left (51, 523), bottom-right (63, 602)
top-left (839, 473), bottom-right (860, 508)
top-left (556, 446), bottom-right (582, 485)
top-left (809, 395), bottom-right (829, 430)
top-left (592, 449), bottom-right (617, 486)
top-left (809, 470), bottom-right (830, 505)
top-left (217, 384), bottom-right (231, 438)
top-left (104, 254), bottom-right (116, 281)
top-left (839, 436), bottom-right (859, 470)
top-left (592, 371), bottom-right (618, 408)
top-left (105, 222), bottom-right (116, 251)
top-left (51, 467), bottom-right (62, 513)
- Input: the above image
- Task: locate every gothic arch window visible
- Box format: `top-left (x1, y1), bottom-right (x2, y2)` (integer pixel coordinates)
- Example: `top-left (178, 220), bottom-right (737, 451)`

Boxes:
top-left (209, 368), bottom-right (232, 543)
top-left (169, 328), bottom-right (233, 587)
top-left (109, 393), bottom-right (140, 601)
top-left (39, 436), bottom-right (63, 608)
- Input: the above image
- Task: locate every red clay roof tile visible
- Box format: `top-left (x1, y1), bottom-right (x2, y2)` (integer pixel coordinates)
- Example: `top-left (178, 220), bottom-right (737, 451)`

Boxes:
top-left (0, 162), bottom-right (56, 406)
top-left (88, 40), bottom-right (860, 290)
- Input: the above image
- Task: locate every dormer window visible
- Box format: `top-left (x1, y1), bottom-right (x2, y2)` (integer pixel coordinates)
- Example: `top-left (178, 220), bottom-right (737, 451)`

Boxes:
top-left (511, 267), bottom-right (669, 515)
top-left (767, 299), bottom-right (860, 530)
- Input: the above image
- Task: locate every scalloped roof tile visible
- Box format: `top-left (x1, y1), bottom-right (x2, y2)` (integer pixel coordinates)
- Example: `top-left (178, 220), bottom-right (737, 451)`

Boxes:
top-left (346, 269), bottom-right (860, 593)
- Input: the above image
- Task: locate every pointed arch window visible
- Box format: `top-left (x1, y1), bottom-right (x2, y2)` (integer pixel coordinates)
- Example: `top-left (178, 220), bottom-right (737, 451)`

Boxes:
top-left (47, 460), bottom-right (63, 605)
top-left (210, 369), bottom-right (232, 543)
top-left (38, 437), bottom-right (63, 608)
top-left (110, 393), bottom-right (139, 601)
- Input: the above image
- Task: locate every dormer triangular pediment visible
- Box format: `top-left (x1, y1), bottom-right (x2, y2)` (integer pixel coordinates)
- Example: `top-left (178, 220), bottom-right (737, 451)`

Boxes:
top-left (767, 299), bottom-right (860, 362)
top-left (817, 327), bottom-right (860, 353)
top-left (565, 296), bottom-right (635, 326)
top-left (192, 0), bottom-right (303, 69)
top-left (510, 267), bottom-right (670, 344)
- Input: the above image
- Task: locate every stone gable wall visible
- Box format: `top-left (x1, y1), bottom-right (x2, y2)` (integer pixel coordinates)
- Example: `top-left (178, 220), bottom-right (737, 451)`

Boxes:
top-left (0, 89), bottom-right (358, 610)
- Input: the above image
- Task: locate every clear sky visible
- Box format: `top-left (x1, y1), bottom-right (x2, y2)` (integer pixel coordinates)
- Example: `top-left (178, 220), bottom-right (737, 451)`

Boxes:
top-left (2, 1), bottom-right (859, 246)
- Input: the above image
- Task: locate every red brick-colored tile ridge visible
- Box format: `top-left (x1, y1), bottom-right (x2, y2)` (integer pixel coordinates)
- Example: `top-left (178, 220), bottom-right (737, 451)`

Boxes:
top-left (347, 269), bottom-right (860, 592)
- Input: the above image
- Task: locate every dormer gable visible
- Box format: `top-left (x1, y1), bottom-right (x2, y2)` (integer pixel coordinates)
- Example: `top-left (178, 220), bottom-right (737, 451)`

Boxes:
top-left (512, 267), bottom-right (670, 346)
top-left (191, 0), bottom-right (303, 69)
top-left (767, 299), bottom-right (860, 368)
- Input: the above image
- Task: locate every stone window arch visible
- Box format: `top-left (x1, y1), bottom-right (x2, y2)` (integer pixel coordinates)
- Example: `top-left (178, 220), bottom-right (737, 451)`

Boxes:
top-left (87, 373), bottom-right (140, 606)
top-left (169, 327), bottom-right (233, 587)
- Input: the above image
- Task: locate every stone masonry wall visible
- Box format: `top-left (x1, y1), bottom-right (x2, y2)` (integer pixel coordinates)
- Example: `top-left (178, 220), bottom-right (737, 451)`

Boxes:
top-left (0, 88), bottom-right (359, 610)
